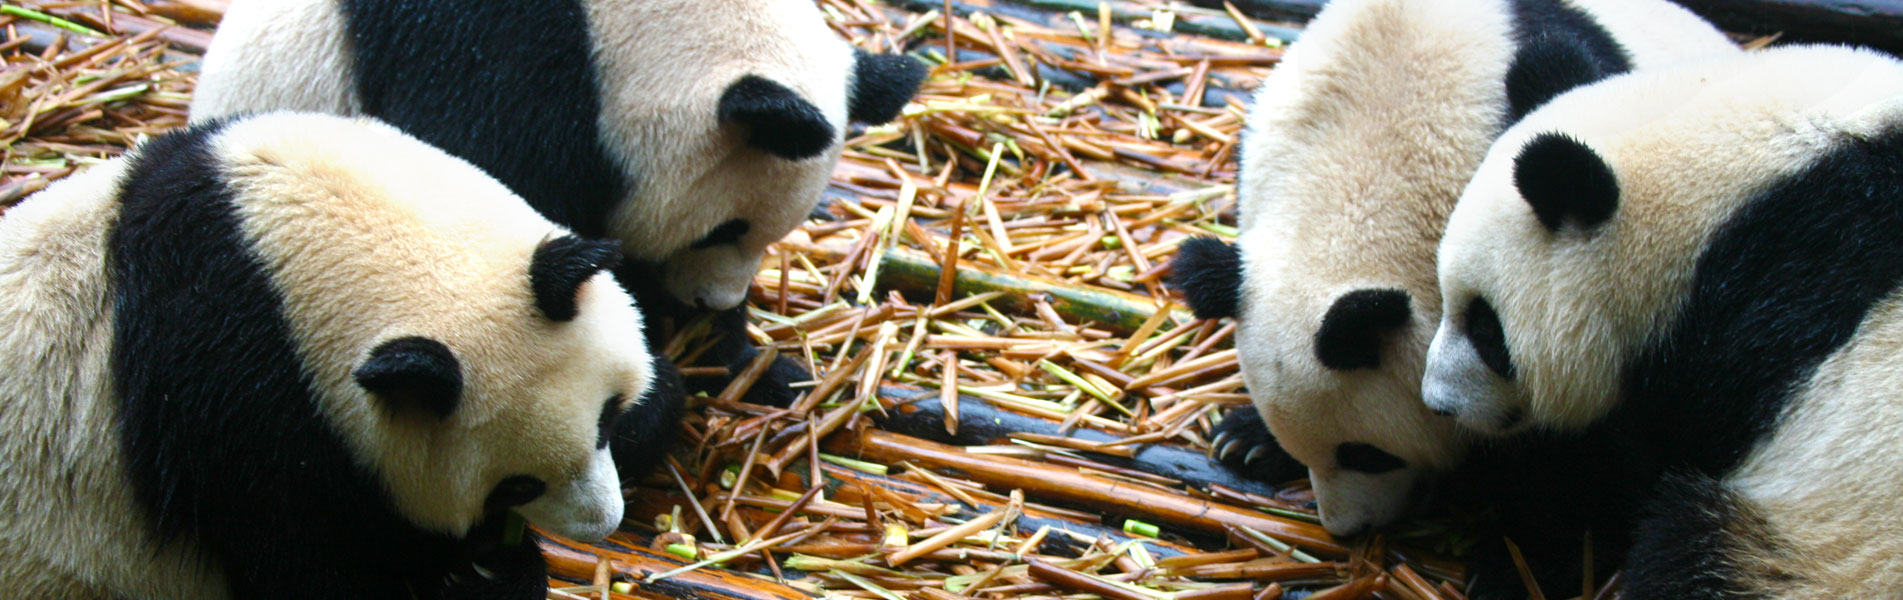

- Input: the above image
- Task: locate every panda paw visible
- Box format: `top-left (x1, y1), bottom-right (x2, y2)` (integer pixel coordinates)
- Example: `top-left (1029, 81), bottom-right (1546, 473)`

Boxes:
top-left (735, 352), bottom-right (810, 408)
top-left (1210, 407), bottom-right (1308, 483)
top-left (441, 523), bottom-right (549, 599)
top-left (611, 355), bottom-right (687, 484)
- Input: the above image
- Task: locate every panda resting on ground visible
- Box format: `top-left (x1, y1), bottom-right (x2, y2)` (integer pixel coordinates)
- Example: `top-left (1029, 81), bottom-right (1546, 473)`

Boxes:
top-left (0, 112), bottom-right (668, 599)
top-left (1167, 0), bottom-right (1735, 539)
top-left (1423, 45), bottom-right (1903, 599)
top-left (190, 0), bottom-right (929, 410)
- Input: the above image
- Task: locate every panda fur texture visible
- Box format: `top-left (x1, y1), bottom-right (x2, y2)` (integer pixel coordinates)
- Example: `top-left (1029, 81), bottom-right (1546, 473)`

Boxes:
top-left (1167, 0), bottom-right (1736, 538)
top-left (191, 0), bottom-right (929, 407)
top-left (0, 112), bottom-right (665, 599)
top-left (1424, 46), bottom-right (1903, 599)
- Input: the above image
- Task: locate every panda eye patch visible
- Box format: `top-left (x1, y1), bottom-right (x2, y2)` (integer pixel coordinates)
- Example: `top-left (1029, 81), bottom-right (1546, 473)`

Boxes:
top-left (596, 394), bottom-right (626, 450)
top-left (690, 219), bottom-right (751, 249)
top-left (484, 476), bottom-right (546, 512)
top-left (1464, 297), bottom-right (1516, 379)
top-left (1336, 442), bottom-right (1406, 474)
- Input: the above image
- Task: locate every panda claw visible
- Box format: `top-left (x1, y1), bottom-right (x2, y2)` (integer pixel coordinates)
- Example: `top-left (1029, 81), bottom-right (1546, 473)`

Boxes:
top-left (1244, 446), bottom-right (1268, 465)
top-left (1210, 431), bottom-right (1234, 456)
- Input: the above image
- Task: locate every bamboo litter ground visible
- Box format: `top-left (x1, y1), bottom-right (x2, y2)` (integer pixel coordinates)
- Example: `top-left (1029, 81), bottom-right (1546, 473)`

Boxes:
top-left (2, 1), bottom-right (1523, 599)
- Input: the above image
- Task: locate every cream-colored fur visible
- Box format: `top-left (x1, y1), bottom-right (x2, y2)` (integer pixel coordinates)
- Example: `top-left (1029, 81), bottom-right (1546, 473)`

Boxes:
top-left (1426, 46), bottom-right (1903, 434)
top-left (1722, 290), bottom-right (1903, 598)
top-left (591, 0), bottom-right (855, 310)
top-left (216, 114), bottom-right (651, 540)
top-left (1231, 0), bottom-right (1735, 536)
top-left (0, 112), bottom-right (653, 597)
top-left (191, 0), bottom-right (358, 118)
top-left (192, 0), bottom-right (864, 311)
top-left (0, 161), bottom-right (227, 599)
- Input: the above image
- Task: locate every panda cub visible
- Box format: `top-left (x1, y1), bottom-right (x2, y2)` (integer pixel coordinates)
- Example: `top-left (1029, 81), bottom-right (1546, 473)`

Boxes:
top-left (0, 112), bottom-right (664, 599)
top-left (1425, 46), bottom-right (1903, 599)
top-left (1169, 0), bottom-right (1735, 538)
top-left (191, 0), bottom-right (930, 407)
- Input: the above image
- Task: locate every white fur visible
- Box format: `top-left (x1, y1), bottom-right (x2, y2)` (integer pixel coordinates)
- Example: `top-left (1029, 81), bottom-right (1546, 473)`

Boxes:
top-left (192, 0), bottom-right (864, 311)
top-left (190, 0), bottom-right (359, 117)
top-left (1426, 46), bottom-right (1903, 434)
top-left (0, 112), bottom-right (652, 597)
top-left (1230, 0), bottom-right (1735, 535)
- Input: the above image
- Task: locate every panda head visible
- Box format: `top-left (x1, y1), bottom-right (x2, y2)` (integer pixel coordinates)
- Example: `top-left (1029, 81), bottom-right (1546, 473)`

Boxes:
top-left (591, 0), bottom-right (927, 310)
top-left (1423, 45), bottom-right (1903, 435)
top-left (218, 113), bottom-right (656, 542)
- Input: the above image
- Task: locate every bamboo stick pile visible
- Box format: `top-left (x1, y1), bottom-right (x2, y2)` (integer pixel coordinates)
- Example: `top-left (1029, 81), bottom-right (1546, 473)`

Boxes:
top-left (1, 1), bottom-right (1489, 599)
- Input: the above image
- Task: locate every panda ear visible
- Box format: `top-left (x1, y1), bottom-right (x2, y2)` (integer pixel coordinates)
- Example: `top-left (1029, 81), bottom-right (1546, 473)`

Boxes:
top-left (1314, 289), bottom-right (1411, 371)
top-left (849, 49), bottom-right (927, 124)
top-left (719, 75), bottom-right (835, 161)
top-left (1169, 237), bottom-right (1243, 320)
top-left (531, 235), bottom-right (622, 322)
top-left (355, 336), bottom-right (462, 419)
top-left (1515, 132), bottom-right (1619, 232)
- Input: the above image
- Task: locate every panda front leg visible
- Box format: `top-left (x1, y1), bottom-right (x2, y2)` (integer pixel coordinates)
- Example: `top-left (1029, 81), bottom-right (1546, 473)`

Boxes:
top-left (703, 303), bottom-right (809, 408)
top-left (610, 353), bottom-right (688, 484)
top-left (616, 259), bottom-right (806, 408)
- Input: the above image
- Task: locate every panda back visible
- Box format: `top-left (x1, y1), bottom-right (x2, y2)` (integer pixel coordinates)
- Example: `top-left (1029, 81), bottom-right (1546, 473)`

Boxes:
top-left (192, 0), bottom-right (359, 120)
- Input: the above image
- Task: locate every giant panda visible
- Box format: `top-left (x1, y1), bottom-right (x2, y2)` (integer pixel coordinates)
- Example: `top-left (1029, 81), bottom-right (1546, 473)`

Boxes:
top-left (1422, 45), bottom-right (1903, 599)
top-left (189, 0), bottom-right (929, 407)
top-left (1167, 0), bottom-right (1736, 538)
top-left (0, 112), bottom-right (668, 599)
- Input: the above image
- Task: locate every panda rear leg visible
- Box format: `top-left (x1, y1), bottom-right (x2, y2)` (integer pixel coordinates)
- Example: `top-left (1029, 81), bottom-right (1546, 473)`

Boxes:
top-left (1210, 406), bottom-right (1308, 484)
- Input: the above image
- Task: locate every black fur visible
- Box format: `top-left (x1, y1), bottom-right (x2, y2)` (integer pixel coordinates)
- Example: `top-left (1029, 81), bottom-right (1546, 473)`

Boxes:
top-left (442, 518), bottom-right (551, 598)
top-left (1466, 125), bottom-right (1903, 599)
top-left (530, 234), bottom-right (622, 322)
top-left (617, 259), bottom-right (809, 408)
top-left (691, 218), bottom-right (751, 250)
top-left (849, 49), bottom-right (929, 124)
top-left (1464, 297), bottom-right (1516, 380)
top-left (610, 353), bottom-right (689, 484)
top-left (1210, 407), bottom-right (1308, 484)
top-left (355, 336), bottom-right (462, 419)
top-left (719, 75), bottom-right (836, 161)
top-left (1313, 288), bottom-right (1410, 371)
top-left (484, 476), bottom-right (548, 512)
top-left (338, 0), bottom-right (623, 237)
top-left (1335, 442), bottom-right (1406, 474)
top-left (1623, 473), bottom-right (1769, 600)
top-left (1503, 0), bottom-right (1632, 123)
top-left (1170, 236), bottom-right (1243, 320)
top-left (1514, 133), bottom-right (1619, 233)
top-left (110, 121), bottom-right (515, 598)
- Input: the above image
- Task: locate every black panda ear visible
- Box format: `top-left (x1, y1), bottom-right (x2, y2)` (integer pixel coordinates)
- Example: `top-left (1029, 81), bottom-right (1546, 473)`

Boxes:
top-left (356, 336), bottom-right (462, 419)
top-left (719, 75), bottom-right (835, 161)
top-left (1515, 132), bottom-right (1619, 233)
top-left (1314, 289), bottom-right (1411, 371)
top-left (531, 235), bottom-right (622, 322)
top-left (1169, 236), bottom-right (1244, 320)
top-left (849, 49), bottom-right (927, 124)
